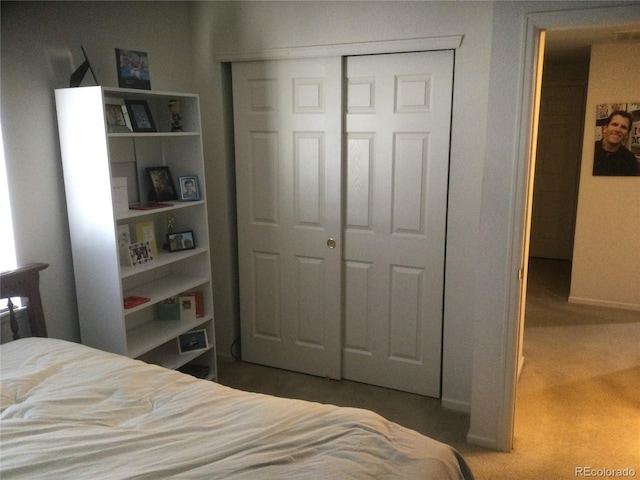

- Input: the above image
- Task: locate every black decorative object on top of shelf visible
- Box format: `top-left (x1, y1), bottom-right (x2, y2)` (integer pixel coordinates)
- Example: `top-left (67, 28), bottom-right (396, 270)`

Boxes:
top-left (146, 166), bottom-right (178, 202)
top-left (115, 48), bottom-right (151, 90)
top-left (125, 100), bottom-right (156, 132)
top-left (69, 46), bottom-right (99, 88)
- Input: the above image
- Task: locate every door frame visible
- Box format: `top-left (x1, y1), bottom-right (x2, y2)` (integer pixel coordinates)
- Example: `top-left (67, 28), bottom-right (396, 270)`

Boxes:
top-left (218, 32), bottom-right (470, 437)
top-left (217, 36), bottom-right (462, 63)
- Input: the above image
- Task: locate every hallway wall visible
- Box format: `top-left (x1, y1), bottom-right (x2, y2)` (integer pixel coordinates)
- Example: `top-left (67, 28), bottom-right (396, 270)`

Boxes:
top-left (570, 42), bottom-right (640, 310)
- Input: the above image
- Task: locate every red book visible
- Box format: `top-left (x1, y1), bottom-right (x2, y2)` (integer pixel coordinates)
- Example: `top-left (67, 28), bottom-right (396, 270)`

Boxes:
top-left (123, 296), bottom-right (151, 309)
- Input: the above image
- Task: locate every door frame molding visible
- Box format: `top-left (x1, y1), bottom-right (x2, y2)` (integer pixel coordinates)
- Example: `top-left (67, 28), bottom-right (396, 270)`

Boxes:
top-left (217, 35), bottom-right (463, 62)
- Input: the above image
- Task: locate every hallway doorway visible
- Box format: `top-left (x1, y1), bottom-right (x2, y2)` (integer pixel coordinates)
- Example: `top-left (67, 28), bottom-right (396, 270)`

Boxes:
top-left (518, 22), bottom-right (640, 451)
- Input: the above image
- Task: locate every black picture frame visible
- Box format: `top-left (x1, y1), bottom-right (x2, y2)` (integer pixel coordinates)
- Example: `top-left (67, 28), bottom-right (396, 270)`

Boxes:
top-left (125, 100), bottom-right (156, 132)
top-left (177, 329), bottom-right (209, 354)
top-left (146, 166), bottom-right (178, 202)
top-left (166, 231), bottom-right (196, 253)
top-left (115, 48), bottom-right (151, 90)
top-left (177, 175), bottom-right (201, 201)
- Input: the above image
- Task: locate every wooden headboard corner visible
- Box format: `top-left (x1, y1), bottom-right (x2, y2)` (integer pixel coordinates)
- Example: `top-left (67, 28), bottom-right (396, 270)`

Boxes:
top-left (1, 263), bottom-right (49, 340)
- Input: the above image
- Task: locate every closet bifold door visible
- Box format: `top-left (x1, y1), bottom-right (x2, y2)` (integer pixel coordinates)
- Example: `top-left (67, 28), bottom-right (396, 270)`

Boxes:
top-left (233, 51), bottom-right (454, 398)
top-left (342, 51), bottom-right (453, 398)
top-left (232, 57), bottom-right (343, 379)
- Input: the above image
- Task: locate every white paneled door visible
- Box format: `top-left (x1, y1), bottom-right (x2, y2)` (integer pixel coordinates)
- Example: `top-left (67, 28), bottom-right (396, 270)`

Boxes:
top-left (233, 51), bottom-right (453, 396)
top-left (343, 51), bottom-right (453, 396)
top-left (233, 58), bottom-right (343, 379)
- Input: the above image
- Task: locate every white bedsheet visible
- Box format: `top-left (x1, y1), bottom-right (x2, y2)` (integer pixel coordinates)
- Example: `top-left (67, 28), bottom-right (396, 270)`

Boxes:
top-left (1, 338), bottom-right (473, 479)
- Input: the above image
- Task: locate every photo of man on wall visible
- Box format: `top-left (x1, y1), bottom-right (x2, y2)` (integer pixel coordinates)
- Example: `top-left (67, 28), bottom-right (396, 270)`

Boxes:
top-left (593, 103), bottom-right (640, 176)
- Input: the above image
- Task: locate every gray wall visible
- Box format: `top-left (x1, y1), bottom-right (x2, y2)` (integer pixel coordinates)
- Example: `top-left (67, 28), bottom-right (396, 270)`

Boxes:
top-left (571, 42), bottom-right (640, 309)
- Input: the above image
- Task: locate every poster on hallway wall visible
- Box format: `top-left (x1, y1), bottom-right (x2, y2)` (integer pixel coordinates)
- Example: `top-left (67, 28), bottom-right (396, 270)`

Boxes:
top-left (593, 102), bottom-right (640, 176)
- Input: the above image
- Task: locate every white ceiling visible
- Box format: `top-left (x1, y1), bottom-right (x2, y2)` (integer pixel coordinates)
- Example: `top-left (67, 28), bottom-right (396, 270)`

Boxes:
top-left (545, 25), bottom-right (640, 63)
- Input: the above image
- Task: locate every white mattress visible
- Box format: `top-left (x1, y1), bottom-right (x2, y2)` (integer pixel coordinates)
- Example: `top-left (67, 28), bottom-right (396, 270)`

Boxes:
top-left (0, 338), bottom-right (474, 479)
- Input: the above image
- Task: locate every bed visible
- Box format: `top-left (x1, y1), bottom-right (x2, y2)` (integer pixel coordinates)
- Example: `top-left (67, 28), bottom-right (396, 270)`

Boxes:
top-left (1, 265), bottom-right (475, 479)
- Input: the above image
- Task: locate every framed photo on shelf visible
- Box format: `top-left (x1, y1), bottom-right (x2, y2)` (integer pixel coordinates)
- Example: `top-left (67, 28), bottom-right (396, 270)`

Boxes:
top-left (146, 166), bottom-right (178, 202)
top-left (115, 48), bottom-right (151, 90)
top-left (177, 329), bottom-right (209, 355)
top-left (166, 231), bottom-right (196, 253)
top-left (128, 241), bottom-right (154, 266)
top-left (105, 104), bottom-right (130, 133)
top-left (124, 99), bottom-right (156, 132)
top-left (177, 175), bottom-right (200, 201)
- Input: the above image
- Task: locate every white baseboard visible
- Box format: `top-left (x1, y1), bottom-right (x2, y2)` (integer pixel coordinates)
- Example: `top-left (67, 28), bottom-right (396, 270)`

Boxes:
top-left (568, 296), bottom-right (640, 311)
top-left (441, 397), bottom-right (471, 414)
top-left (466, 432), bottom-right (499, 450)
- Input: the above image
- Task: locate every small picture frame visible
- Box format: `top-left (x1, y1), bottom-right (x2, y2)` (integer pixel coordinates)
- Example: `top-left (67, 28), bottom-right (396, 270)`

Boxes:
top-left (177, 329), bottom-right (209, 354)
top-left (125, 99), bottom-right (156, 132)
top-left (178, 175), bottom-right (201, 201)
top-left (166, 231), bottom-right (196, 252)
top-left (105, 104), bottom-right (130, 133)
top-left (115, 48), bottom-right (151, 90)
top-left (146, 166), bottom-right (178, 202)
top-left (128, 241), bottom-right (154, 266)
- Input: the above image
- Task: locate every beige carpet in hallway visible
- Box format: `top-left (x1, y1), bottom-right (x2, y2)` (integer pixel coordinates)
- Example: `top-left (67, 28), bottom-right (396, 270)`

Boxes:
top-left (218, 258), bottom-right (640, 479)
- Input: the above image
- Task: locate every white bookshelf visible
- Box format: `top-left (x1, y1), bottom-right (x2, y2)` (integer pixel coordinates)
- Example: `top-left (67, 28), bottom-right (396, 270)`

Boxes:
top-left (55, 86), bottom-right (217, 381)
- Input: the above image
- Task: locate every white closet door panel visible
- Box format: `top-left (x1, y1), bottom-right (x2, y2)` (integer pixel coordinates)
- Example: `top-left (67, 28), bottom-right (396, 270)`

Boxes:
top-left (343, 51), bottom-right (453, 397)
top-left (233, 58), bottom-right (343, 378)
